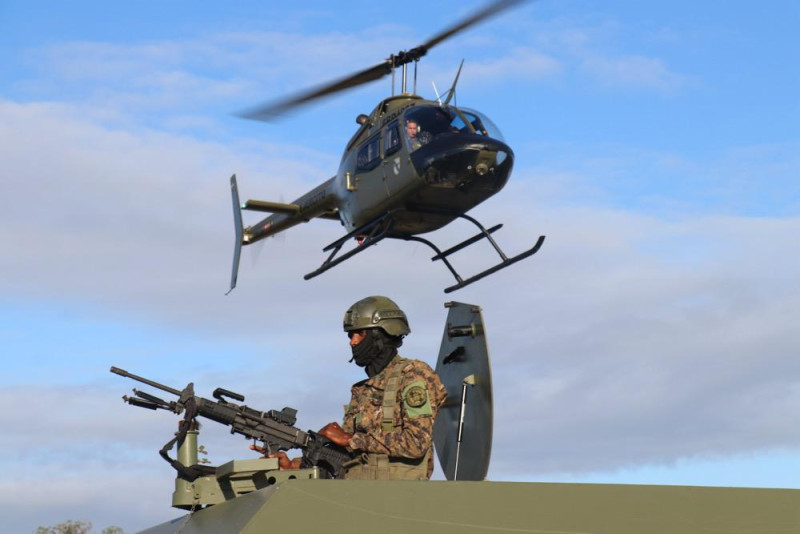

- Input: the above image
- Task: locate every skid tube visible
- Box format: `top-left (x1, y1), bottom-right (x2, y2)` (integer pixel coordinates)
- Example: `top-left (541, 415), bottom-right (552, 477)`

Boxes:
top-left (401, 212), bottom-right (545, 293)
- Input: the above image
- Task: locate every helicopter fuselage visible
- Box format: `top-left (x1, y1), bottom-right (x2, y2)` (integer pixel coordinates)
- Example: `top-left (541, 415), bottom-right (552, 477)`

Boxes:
top-left (243, 95), bottom-right (514, 244)
top-left (336, 96), bottom-right (514, 236)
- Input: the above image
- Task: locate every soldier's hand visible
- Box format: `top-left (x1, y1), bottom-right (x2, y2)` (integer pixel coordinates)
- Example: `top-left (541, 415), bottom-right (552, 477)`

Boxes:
top-left (249, 445), bottom-right (301, 469)
top-left (249, 443), bottom-right (268, 457)
top-left (318, 421), bottom-right (352, 447)
top-left (267, 450), bottom-right (302, 470)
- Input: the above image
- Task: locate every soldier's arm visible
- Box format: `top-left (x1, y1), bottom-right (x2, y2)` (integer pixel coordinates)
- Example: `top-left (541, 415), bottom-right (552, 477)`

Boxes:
top-left (349, 364), bottom-right (442, 458)
top-left (342, 398), bottom-right (356, 434)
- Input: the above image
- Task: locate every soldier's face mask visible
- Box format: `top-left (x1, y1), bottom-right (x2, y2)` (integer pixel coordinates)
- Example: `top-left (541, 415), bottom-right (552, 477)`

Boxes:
top-left (350, 329), bottom-right (398, 377)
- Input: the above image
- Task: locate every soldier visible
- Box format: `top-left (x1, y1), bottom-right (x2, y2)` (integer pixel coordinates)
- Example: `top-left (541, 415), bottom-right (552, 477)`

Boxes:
top-left (317, 296), bottom-right (447, 480)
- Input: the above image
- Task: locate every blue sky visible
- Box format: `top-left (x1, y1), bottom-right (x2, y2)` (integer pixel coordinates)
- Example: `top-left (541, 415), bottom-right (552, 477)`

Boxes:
top-left (1, 1), bottom-right (799, 532)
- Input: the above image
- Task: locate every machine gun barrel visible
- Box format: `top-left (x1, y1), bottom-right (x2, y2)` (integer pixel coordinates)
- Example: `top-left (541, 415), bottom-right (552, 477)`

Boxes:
top-left (110, 366), bottom-right (182, 396)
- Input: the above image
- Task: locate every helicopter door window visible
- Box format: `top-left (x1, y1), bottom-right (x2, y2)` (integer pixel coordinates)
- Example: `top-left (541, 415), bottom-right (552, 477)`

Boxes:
top-left (384, 123), bottom-right (401, 156)
top-left (356, 134), bottom-right (381, 172)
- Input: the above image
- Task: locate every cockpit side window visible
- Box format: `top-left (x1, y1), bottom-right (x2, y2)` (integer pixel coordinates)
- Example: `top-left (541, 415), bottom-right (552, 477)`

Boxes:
top-left (356, 133), bottom-right (381, 171)
top-left (384, 122), bottom-right (401, 157)
top-left (448, 113), bottom-right (470, 133)
top-left (460, 108), bottom-right (505, 142)
top-left (461, 111), bottom-right (487, 136)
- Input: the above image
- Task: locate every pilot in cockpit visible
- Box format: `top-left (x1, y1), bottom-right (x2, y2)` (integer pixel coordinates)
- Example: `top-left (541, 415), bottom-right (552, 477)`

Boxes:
top-left (405, 119), bottom-right (432, 150)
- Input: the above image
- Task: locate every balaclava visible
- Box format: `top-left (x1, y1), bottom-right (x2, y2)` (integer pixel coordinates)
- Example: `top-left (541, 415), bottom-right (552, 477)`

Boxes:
top-left (351, 328), bottom-right (402, 377)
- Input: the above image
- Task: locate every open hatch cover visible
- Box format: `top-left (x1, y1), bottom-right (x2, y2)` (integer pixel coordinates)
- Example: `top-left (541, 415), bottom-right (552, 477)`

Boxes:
top-left (433, 301), bottom-right (493, 480)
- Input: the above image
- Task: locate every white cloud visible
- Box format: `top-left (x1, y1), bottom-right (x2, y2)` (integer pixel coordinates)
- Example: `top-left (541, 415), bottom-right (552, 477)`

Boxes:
top-left (461, 47), bottom-right (563, 84)
top-left (509, 19), bottom-right (690, 94)
top-left (4, 98), bottom-right (800, 469)
top-left (0, 470), bottom-right (178, 533)
top-left (579, 54), bottom-right (687, 93)
top-left (19, 27), bottom-right (416, 121)
top-left (11, 12), bottom-right (697, 135)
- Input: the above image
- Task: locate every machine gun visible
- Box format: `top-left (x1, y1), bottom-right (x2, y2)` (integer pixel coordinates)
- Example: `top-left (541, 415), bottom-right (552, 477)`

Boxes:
top-left (110, 366), bottom-right (353, 480)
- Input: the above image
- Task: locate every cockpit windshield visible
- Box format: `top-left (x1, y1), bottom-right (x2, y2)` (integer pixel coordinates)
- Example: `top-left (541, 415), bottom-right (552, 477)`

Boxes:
top-left (402, 105), bottom-right (505, 151)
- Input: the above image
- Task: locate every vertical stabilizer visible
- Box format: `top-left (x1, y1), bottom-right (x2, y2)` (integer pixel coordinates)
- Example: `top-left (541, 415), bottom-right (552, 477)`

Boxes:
top-left (227, 174), bottom-right (244, 295)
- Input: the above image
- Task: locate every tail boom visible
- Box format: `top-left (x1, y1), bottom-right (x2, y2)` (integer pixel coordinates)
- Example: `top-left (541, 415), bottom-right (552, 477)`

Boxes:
top-left (227, 174), bottom-right (340, 293)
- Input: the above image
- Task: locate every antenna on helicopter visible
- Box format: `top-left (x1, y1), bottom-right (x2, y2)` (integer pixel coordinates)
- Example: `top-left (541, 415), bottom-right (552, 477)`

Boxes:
top-left (442, 59), bottom-right (465, 106)
top-left (432, 81), bottom-right (443, 105)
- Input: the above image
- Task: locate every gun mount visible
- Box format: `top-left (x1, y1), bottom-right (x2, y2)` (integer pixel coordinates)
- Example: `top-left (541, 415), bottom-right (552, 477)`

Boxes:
top-left (111, 367), bottom-right (353, 509)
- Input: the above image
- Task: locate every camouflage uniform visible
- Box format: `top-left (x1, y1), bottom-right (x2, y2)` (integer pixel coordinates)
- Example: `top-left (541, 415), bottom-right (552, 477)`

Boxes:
top-left (343, 355), bottom-right (447, 480)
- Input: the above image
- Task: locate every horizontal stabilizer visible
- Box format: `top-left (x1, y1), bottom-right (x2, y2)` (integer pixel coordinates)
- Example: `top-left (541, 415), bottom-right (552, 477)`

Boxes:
top-left (242, 199), bottom-right (301, 215)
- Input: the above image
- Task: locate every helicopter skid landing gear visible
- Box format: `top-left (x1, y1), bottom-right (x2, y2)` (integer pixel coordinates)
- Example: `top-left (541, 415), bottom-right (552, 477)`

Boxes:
top-left (303, 214), bottom-right (394, 281)
top-left (306, 210), bottom-right (544, 293)
top-left (402, 213), bottom-right (545, 293)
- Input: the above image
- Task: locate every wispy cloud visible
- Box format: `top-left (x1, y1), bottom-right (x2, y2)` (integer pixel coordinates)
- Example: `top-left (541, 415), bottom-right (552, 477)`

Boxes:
top-left (462, 47), bottom-right (563, 83)
top-left (517, 20), bottom-right (690, 94)
top-left (579, 54), bottom-right (687, 93)
top-left (18, 26), bottom-right (415, 119)
top-left (11, 13), bottom-right (694, 131)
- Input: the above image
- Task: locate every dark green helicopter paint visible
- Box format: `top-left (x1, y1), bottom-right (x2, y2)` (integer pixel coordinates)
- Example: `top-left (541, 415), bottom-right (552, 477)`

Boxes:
top-left (228, 0), bottom-right (545, 294)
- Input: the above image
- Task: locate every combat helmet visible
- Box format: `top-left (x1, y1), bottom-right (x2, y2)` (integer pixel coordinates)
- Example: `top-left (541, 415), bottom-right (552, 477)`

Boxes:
top-left (343, 296), bottom-right (410, 337)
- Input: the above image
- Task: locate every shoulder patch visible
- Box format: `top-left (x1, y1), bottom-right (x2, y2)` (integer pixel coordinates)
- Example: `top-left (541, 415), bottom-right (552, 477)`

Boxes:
top-left (405, 386), bottom-right (427, 408)
top-left (403, 380), bottom-right (432, 417)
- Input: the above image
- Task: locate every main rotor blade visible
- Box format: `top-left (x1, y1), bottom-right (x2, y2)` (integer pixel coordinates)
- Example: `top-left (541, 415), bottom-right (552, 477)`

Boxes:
top-left (240, 0), bottom-right (527, 120)
top-left (239, 60), bottom-right (392, 121)
top-left (409, 0), bottom-right (526, 59)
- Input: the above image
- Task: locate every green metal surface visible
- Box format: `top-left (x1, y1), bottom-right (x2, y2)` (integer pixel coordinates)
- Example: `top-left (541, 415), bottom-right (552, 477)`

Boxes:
top-left (140, 479), bottom-right (800, 534)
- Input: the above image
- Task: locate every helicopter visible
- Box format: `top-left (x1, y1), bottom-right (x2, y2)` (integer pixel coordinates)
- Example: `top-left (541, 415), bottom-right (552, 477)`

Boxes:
top-left (228, 0), bottom-right (545, 294)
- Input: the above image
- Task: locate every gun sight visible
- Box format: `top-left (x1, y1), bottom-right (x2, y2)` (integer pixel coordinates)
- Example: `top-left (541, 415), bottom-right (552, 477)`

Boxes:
top-left (268, 407), bottom-right (298, 426)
